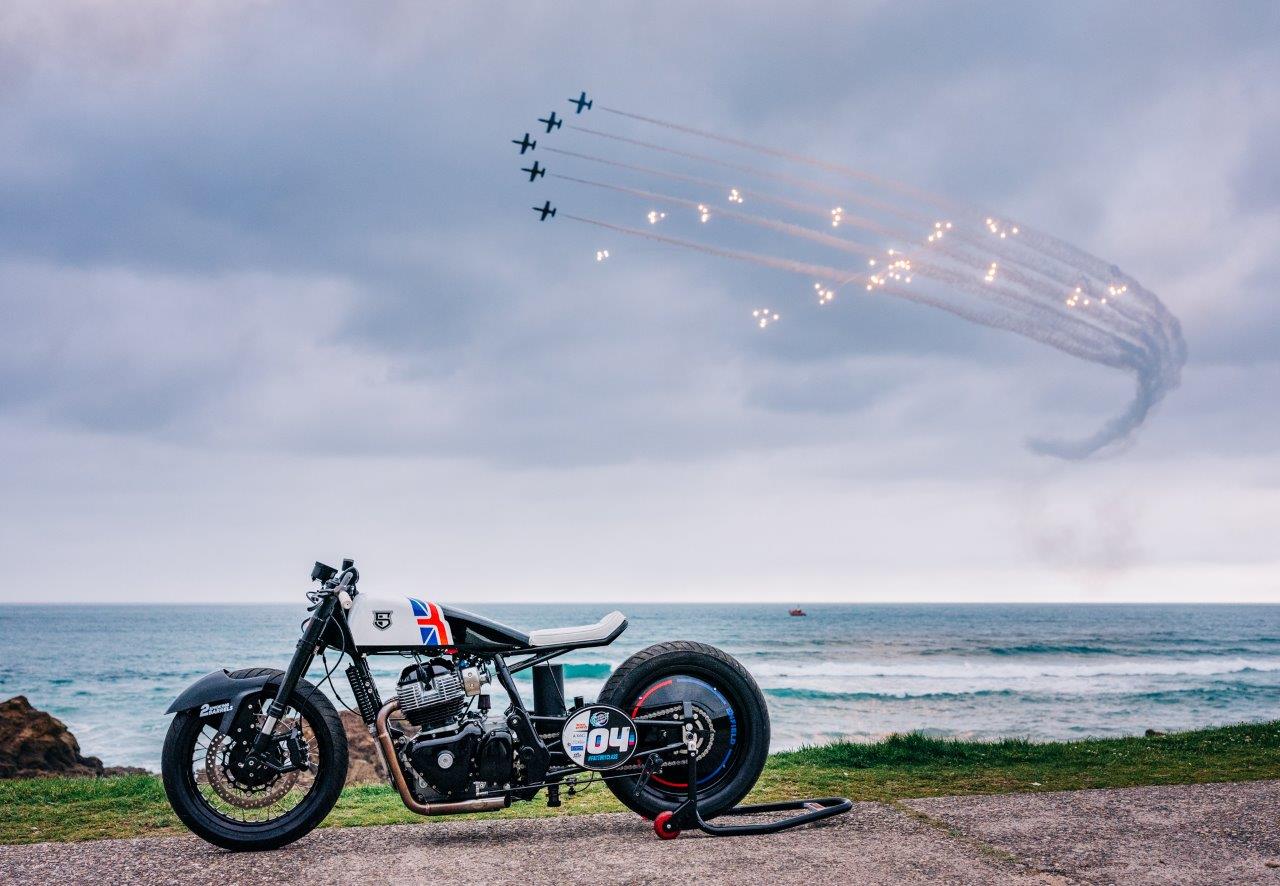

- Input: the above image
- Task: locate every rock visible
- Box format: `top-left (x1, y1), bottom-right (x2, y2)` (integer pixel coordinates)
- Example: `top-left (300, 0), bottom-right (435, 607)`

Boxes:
top-left (0, 696), bottom-right (104, 778)
top-left (1145, 728), bottom-right (1167, 737)
top-left (340, 710), bottom-right (387, 785)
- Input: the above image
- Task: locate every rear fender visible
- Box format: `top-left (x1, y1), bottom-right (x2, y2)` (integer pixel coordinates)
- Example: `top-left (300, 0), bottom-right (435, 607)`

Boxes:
top-left (165, 669), bottom-right (281, 735)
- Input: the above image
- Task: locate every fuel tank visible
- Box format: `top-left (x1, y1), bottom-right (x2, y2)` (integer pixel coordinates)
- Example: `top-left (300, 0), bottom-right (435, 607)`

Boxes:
top-left (348, 594), bottom-right (440, 649)
top-left (347, 594), bottom-right (531, 652)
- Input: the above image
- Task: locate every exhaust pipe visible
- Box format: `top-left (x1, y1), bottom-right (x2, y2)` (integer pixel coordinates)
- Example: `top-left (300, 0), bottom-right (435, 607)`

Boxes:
top-left (374, 699), bottom-right (509, 816)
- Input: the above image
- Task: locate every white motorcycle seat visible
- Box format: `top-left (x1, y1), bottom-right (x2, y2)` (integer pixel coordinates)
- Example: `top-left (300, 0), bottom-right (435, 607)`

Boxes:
top-left (527, 610), bottom-right (628, 648)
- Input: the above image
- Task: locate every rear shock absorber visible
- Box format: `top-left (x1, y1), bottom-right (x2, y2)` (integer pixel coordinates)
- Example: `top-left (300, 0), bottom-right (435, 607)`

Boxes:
top-left (346, 662), bottom-right (383, 724)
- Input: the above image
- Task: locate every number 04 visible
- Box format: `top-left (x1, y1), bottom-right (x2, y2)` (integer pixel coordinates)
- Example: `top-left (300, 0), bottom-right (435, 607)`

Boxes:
top-left (587, 726), bottom-right (632, 753)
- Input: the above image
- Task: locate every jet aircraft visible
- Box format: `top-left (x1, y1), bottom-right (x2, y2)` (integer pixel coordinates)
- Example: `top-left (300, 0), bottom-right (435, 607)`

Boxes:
top-left (568, 91), bottom-right (592, 114)
top-left (522, 161), bottom-right (546, 182)
top-left (532, 200), bottom-right (556, 221)
top-left (512, 133), bottom-right (536, 154)
top-left (538, 111), bottom-right (562, 133)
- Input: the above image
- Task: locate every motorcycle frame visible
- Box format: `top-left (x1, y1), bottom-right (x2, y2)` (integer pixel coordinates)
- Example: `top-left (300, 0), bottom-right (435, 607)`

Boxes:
top-left (254, 582), bottom-right (688, 816)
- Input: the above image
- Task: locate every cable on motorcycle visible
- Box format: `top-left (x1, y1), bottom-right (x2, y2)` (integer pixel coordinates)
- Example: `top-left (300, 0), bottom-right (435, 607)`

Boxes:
top-left (564, 770), bottom-right (599, 798)
top-left (293, 609), bottom-right (356, 717)
top-left (319, 649), bottom-right (361, 716)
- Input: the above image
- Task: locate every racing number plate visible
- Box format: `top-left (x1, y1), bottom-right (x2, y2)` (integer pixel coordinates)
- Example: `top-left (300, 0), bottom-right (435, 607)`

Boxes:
top-left (560, 704), bottom-right (638, 770)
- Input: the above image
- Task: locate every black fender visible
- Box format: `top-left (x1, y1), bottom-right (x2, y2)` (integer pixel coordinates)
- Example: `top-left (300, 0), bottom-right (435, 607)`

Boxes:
top-left (165, 668), bottom-right (282, 735)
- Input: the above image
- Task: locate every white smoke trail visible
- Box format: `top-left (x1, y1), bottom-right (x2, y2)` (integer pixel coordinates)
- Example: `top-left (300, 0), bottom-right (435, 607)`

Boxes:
top-left (556, 174), bottom-right (1141, 365)
top-left (569, 125), bottom-right (934, 225)
top-left (563, 212), bottom-right (1130, 373)
top-left (597, 106), bottom-right (954, 211)
top-left (548, 146), bottom-right (1150, 350)
top-left (558, 112), bottom-right (1186, 458)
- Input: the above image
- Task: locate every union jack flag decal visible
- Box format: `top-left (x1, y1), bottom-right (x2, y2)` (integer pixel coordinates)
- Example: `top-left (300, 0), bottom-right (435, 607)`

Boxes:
top-left (409, 598), bottom-right (453, 646)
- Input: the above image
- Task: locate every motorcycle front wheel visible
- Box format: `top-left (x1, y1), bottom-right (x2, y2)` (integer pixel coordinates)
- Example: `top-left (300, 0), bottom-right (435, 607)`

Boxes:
top-left (598, 641), bottom-right (769, 819)
top-left (161, 668), bottom-right (348, 851)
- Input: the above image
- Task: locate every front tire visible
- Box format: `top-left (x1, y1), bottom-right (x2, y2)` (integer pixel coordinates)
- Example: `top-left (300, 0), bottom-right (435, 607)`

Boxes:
top-left (162, 670), bottom-right (348, 851)
top-left (598, 641), bottom-right (769, 819)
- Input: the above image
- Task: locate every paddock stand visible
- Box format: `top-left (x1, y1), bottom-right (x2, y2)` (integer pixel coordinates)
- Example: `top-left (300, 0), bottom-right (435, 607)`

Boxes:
top-left (647, 701), bottom-right (852, 839)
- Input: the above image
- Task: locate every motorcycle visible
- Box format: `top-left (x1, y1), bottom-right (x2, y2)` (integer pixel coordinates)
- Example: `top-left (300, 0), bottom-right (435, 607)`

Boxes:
top-left (161, 558), bottom-right (780, 850)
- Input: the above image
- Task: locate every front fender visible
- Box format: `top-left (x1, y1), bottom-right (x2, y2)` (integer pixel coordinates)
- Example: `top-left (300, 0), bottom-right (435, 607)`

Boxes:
top-left (166, 669), bottom-right (281, 735)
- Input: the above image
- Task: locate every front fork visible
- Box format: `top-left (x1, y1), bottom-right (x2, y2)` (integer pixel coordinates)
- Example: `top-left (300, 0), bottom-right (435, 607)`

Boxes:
top-left (250, 593), bottom-right (338, 756)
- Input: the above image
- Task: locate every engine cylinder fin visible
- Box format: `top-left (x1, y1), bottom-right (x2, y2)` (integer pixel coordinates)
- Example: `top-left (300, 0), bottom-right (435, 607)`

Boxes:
top-left (396, 664), bottom-right (468, 730)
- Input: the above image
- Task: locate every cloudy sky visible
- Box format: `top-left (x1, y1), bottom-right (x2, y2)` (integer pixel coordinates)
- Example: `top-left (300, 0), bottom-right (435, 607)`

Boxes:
top-left (1, 1), bottom-right (1277, 604)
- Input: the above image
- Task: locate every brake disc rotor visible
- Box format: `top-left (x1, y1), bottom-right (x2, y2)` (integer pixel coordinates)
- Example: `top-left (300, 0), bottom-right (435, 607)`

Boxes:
top-left (205, 732), bottom-right (299, 809)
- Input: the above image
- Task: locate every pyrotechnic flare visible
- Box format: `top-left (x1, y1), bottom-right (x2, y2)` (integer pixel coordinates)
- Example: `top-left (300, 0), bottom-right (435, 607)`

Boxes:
top-left (753, 308), bottom-right (780, 329)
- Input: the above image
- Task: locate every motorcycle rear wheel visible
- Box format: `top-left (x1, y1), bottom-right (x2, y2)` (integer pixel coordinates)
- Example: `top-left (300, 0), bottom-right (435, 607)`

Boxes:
top-left (597, 641), bottom-right (769, 819)
top-left (161, 669), bottom-right (348, 851)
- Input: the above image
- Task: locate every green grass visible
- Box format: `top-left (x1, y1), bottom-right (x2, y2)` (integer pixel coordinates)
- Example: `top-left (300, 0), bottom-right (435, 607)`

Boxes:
top-left (4, 720), bottom-right (1279, 844)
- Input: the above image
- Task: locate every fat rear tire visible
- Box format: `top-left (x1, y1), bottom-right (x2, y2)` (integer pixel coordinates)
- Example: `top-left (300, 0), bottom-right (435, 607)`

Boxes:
top-left (162, 669), bottom-right (348, 851)
top-left (597, 641), bottom-right (769, 819)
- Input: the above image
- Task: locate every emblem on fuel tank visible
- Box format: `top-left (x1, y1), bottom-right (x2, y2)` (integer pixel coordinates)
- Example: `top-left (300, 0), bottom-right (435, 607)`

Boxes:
top-left (373, 611), bottom-right (393, 630)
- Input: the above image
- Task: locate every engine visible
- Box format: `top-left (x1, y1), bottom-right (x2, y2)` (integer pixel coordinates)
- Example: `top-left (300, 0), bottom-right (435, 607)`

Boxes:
top-left (393, 659), bottom-right (519, 800)
top-left (396, 662), bottom-right (468, 730)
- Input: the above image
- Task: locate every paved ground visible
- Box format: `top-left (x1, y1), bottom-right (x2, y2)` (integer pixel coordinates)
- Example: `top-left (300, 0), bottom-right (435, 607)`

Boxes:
top-left (906, 779), bottom-right (1280, 886)
top-left (2, 781), bottom-right (1278, 885)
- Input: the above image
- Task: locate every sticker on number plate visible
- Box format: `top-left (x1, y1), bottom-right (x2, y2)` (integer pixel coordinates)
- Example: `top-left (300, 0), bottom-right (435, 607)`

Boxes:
top-left (561, 704), bottom-right (638, 770)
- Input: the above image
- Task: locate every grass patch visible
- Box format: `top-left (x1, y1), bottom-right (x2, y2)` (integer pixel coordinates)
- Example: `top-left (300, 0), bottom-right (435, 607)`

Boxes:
top-left (4, 720), bottom-right (1278, 844)
top-left (765, 719), bottom-right (1280, 802)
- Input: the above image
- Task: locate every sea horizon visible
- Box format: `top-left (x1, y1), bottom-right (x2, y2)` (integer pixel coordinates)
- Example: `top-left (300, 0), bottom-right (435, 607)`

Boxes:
top-left (3, 602), bottom-right (1278, 771)
top-left (9, 600), bottom-right (1278, 607)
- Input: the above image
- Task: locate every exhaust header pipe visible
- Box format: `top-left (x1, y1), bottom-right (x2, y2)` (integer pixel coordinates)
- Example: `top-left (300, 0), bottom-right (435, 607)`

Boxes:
top-left (374, 700), bottom-right (509, 817)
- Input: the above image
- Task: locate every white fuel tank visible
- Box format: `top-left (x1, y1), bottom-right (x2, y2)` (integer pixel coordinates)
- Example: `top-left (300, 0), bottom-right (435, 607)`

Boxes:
top-left (347, 593), bottom-right (455, 650)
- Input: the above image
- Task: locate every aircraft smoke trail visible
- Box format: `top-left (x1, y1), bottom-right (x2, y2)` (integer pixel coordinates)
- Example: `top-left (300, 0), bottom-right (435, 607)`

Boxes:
top-left (543, 146), bottom-right (839, 219)
top-left (556, 172), bottom-right (1148, 362)
top-left (568, 124), bottom-right (935, 225)
top-left (550, 140), bottom-right (1169, 358)
top-left (548, 144), bottom-right (1153, 351)
top-left (563, 212), bottom-right (1131, 373)
top-left (591, 109), bottom-right (1185, 333)
top-left (552, 109), bottom-right (1186, 458)
top-left (552, 173), bottom-right (890, 255)
top-left (598, 106), bottom-right (956, 211)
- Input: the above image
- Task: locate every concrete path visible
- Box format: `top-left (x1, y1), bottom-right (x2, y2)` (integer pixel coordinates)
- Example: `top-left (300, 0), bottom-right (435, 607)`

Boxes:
top-left (3, 780), bottom-right (1278, 885)
top-left (906, 779), bottom-right (1280, 885)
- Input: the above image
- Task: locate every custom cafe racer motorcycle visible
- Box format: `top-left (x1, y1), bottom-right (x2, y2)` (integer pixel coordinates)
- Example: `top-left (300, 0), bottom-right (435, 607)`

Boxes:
top-left (162, 559), bottom-right (848, 850)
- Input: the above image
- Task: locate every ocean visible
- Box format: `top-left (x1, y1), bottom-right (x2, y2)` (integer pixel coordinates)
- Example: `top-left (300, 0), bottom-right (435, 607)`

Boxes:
top-left (2, 603), bottom-right (1278, 771)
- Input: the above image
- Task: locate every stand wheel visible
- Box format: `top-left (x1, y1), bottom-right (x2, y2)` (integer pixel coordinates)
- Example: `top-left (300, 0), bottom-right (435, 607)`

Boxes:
top-left (654, 810), bottom-right (681, 840)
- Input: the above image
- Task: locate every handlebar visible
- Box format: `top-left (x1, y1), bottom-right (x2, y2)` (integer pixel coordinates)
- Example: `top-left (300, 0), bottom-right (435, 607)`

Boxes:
top-left (309, 558), bottom-right (359, 598)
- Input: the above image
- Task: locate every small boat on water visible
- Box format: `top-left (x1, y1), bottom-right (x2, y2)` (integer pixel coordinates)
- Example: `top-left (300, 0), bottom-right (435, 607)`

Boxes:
top-left (789, 607), bottom-right (806, 617)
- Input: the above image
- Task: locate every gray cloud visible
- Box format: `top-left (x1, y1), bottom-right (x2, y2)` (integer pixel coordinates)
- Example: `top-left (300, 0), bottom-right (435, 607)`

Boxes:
top-left (0, 1), bottom-right (1276, 600)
